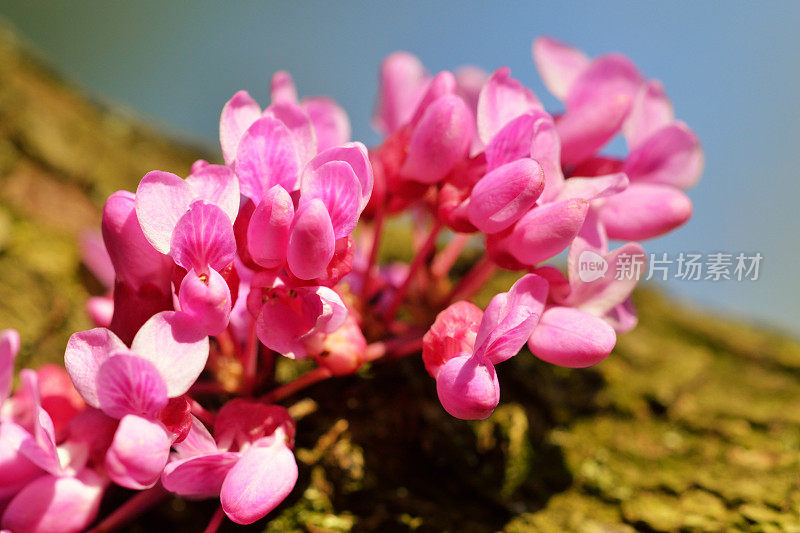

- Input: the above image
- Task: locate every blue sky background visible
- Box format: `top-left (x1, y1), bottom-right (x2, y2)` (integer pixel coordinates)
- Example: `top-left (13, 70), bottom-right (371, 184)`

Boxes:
top-left (2, 1), bottom-right (798, 334)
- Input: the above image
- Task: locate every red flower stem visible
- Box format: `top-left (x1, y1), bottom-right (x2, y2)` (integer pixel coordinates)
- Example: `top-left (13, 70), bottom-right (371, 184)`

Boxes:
top-left (363, 333), bottom-right (425, 362)
top-left (389, 335), bottom-right (425, 359)
top-left (262, 334), bottom-right (425, 404)
top-left (261, 366), bottom-right (332, 403)
top-left (382, 220), bottom-right (443, 325)
top-left (430, 233), bottom-right (470, 280)
top-left (242, 318), bottom-right (259, 396)
top-left (446, 255), bottom-right (498, 304)
top-left (203, 506), bottom-right (226, 533)
top-left (189, 397), bottom-right (216, 427)
top-left (360, 212), bottom-right (385, 304)
top-left (215, 328), bottom-right (236, 358)
top-left (259, 346), bottom-right (276, 387)
top-left (87, 484), bottom-right (169, 533)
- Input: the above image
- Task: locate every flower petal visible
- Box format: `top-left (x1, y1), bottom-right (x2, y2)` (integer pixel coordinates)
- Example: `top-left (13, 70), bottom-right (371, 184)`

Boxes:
top-left (170, 202), bottom-right (236, 272)
top-left (96, 352), bottom-right (168, 419)
top-left (565, 54), bottom-right (643, 113)
top-left (102, 191), bottom-right (174, 344)
top-left (509, 199), bottom-right (589, 266)
top-left (406, 71), bottom-right (457, 128)
top-left (134, 171), bottom-right (196, 254)
top-left (570, 243), bottom-right (646, 316)
top-left (528, 306), bottom-right (616, 368)
top-left (64, 328), bottom-right (126, 408)
top-left (173, 415), bottom-right (219, 458)
top-left (400, 94), bottom-right (473, 184)
top-left (220, 90), bottom-right (262, 166)
top-left (270, 71), bottom-right (298, 104)
top-left (455, 66), bottom-right (489, 114)
top-left (178, 269), bottom-right (232, 336)
top-left (131, 311), bottom-right (209, 398)
top-left (162, 452), bottom-right (240, 499)
top-left (186, 164), bottom-right (241, 224)
top-left (300, 161), bottom-right (361, 238)
top-left (220, 439), bottom-right (298, 525)
top-left (556, 172), bottom-right (629, 202)
top-left (435, 354), bottom-right (499, 420)
top-left (286, 200), bottom-right (336, 280)
top-left (477, 67), bottom-right (542, 145)
top-left (308, 286), bottom-right (348, 336)
top-left (532, 37), bottom-right (590, 101)
top-left (484, 113), bottom-right (535, 170)
top-left (623, 122), bottom-right (703, 190)
top-left (302, 97), bottom-right (351, 152)
top-left (556, 94), bottom-right (632, 166)
top-left (214, 401), bottom-right (295, 451)
top-left (422, 301), bottom-right (483, 379)
top-left (235, 116), bottom-right (301, 203)
top-left (604, 298), bottom-right (638, 333)
top-left (596, 183), bottom-right (692, 240)
top-left (0, 419), bottom-right (60, 476)
top-left (468, 159), bottom-right (544, 234)
top-left (567, 207), bottom-right (608, 286)
top-left (473, 274), bottom-right (548, 364)
top-left (374, 52), bottom-right (430, 134)
top-left (622, 80), bottom-right (674, 149)
top-left (0, 469), bottom-right (105, 533)
top-left (105, 415), bottom-right (170, 489)
top-left (0, 428), bottom-right (41, 500)
top-left (247, 185), bottom-right (294, 269)
top-left (0, 329), bottom-right (20, 404)
top-left (304, 143), bottom-right (373, 211)
top-left (263, 102), bottom-right (317, 169)
top-left (530, 111), bottom-right (566, 203)
top-left (103, 190), bottom-right (174, 285)
top-left (79, 230), bottom-right (115, 289)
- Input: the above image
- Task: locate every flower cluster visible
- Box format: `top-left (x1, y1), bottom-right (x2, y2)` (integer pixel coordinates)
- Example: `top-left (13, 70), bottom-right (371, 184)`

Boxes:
top-left (0, 36), bottom-right (701, 531)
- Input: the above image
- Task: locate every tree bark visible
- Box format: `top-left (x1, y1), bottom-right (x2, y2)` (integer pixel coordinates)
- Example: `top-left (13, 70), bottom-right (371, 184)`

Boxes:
top-left (1, 18), bottom-right (798, 532)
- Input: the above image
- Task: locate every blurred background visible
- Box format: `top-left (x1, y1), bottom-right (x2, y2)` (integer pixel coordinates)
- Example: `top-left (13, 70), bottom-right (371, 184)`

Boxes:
top-left (1, 1), bottom-right (798, 334)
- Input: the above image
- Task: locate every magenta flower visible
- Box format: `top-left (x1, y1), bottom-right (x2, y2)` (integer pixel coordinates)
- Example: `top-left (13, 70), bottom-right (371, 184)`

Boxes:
top-left (246, 272), bottom-right (347, 359)
top-left (65, 311), bottom-right (208, 489)
top-left (529, 211), bottom-right (647, 367)
top-left (424, 274), bottom-right (548, 419)
top-left (1, 331), bottom-right (109, 533)
top-left (245, 143), bottom-right (373, 281)
top-left (135, 165), bottom-right (240, 335)
top-left (534, 37), bottom-right (702, 240)
top-left (161, 402), bottom-right (297, 525)
top-left (101, 190), bottom-right (175, 344)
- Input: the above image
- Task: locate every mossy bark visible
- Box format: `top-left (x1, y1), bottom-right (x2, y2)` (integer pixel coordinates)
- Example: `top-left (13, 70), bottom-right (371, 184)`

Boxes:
top-left (1, 19), bottom-right (799, 533)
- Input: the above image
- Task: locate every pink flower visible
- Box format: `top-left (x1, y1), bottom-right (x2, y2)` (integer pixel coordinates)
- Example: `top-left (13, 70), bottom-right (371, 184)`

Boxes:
top-left (0, 333), bottom-right (109, 533)
top-left (101, 191), bottom-right (174, 344)
top-left (534, 37), bottom-right (702, 240)
top-left (135, 165), bottom-right (240, 335)
top-left (1, 469), bottom-right (107, 533)
top-left (316, 315), bottom-right (368, 376)
top-left (246, 142), bottom-right (372, 281)
top-left (246, 272), bottom-right (347, 359)
top-left (528, 210), bottom-right (647, 368)
top-left (425, 274), bottom-right (548, 419)
top-left (161, 402), bottom-right (297, 525)
top-left (65, 311), bottom-right (208, 488)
